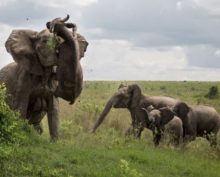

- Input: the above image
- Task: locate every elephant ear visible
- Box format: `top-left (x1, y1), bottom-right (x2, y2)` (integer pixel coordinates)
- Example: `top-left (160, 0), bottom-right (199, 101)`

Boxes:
top-left (5, 29), bottom-right (44, 75)
top-left (128, 84), bottom-right (142, 109)
top-left (76, 33), bottom-right (88, 59)
top-left (173, 102), bottom-right (190, 119)
top-left (159, 107), bottom-right (175, 125)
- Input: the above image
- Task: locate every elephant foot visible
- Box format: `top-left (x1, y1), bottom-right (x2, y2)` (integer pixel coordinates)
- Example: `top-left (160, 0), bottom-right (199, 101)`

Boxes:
top-left (125, 126), bottom-right (144, 139)
top-left (33, 124), bottom-right (43, 134)
top-left (153, 133), bottom-right (162, 146)
top-left (50, 135), bottom-right (59, 142)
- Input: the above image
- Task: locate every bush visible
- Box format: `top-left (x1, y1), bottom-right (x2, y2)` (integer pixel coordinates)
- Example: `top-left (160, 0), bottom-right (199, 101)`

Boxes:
top-left (205, 86), bottom-right (219, 99)
top-left (120, 159), bottom-right (143, 177)
top-left (0, 84), bottom-right (33, 144)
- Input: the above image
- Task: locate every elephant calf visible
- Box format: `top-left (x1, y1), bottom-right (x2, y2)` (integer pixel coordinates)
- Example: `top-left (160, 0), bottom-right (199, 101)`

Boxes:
top-left (143, 106), bottom-right (183, 146)
top-left (173, 102), bottom-right (220, 146)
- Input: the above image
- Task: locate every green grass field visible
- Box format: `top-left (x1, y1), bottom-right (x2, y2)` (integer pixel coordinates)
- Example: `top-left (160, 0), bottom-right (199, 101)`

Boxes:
top-left (2, 81), bottom-right (220, 177)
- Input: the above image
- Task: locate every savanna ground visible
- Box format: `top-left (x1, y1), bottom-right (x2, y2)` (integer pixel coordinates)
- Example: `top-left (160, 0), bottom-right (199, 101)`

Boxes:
top-left (1, 81), bottom-right (220, 177)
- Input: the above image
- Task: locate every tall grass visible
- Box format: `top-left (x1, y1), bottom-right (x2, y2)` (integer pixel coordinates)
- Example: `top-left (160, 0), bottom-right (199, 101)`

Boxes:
top-left (59, 81), bottom-right (220, 134)
top-left (2, 81), bottom-right (220, 177)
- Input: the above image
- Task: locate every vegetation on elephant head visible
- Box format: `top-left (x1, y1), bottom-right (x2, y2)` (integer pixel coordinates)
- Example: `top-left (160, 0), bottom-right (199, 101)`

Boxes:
top-left (46, 34), bottom-right (62, 52)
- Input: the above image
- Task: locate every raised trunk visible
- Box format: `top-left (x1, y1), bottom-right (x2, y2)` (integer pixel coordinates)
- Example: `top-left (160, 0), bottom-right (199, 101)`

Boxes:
top-left (53, 23), bottom-right (80, 104)
top-left (91, 98), bottom-right (114, 133)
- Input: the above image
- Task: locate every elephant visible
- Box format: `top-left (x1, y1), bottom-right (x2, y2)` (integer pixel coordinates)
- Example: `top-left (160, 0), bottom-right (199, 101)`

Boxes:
top-left (91, 84), bottom-right (181, 145)
top-left (172, 102), bottom-right (220, 146)
top-left (142, 106), bottom-right (183, 146)
top-left (0, 15), bottom-right (88, 139)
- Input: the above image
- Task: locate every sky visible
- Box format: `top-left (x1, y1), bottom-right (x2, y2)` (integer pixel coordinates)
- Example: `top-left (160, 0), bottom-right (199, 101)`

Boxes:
top-left (1, 0), bottom-right (220, 81)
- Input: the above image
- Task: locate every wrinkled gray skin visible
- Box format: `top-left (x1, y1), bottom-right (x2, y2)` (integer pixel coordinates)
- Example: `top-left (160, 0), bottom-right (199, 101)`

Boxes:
top-left (0, 16), bottom-right (88, 139)
top-left (91, 84), bottom-right (180, 145)
top-left (173, 102), bottom-right (220, 146)
top-left (46, 15), bottom-right (88, 104)
top-left (144, 107), bottom-right (183, 146)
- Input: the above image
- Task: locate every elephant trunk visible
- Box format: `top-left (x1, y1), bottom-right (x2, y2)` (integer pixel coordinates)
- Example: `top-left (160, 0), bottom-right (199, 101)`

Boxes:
top-left (53, 20), bottom-right (80, 104)
top-left (128, 84), bottom-right (142, 109)
top-left (91, 97), bottom-right (115, 133)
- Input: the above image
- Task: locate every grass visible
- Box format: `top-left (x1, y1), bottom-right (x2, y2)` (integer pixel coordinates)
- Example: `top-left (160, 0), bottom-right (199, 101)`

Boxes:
top-left (2, 81), bottom-right (220, 177)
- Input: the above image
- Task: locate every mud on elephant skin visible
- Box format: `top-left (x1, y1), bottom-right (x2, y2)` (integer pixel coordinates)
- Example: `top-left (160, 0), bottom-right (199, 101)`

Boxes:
top-left (142, 106), bottom-right (183, 146)
top-left (91, 84), bottom-right (180, 140)
top-left (0, 15), bottom-right (88, 139)
top-left (173, 101), bottom-right (220, 146)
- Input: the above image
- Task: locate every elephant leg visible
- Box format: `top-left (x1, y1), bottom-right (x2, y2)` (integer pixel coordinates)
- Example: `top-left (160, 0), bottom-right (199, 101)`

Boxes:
top-left (33, 123), bottom-right (44, 134)
top-left (47, 95), bottom-right (59, 140)
top-left (13, 69), bottom-right (33, 118)
top-left (153, 133), bottom-right (162, 146)
top-left (206, 133), bottom-right (217, 147)
top-left (132, 122), bottom-right (144, 139)
top-left (135, 127), bottom-right (144, 139)
top-left (131, 119), bottom-right (145, 139)
top-left (125, 127), bottom-right (134, 137)
top-left (28, 111), bottom-right (46, 134)
top-left (125, 126), bottom-right (144, 139)
top-left (152, 127), bottom-right (163, 146)
top-left (13, 94), bottom-right (30, 118)
top-left (173, 135), bottom-right (181, 146)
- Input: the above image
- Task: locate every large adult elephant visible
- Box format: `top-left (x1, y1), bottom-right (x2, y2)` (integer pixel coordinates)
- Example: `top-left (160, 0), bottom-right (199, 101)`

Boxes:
top-left (91, 84), bottom-right (180, 145)
top-left (0, 15), bottom-right (88, 139)
top-left (173, 102), bottom-right (220, 146)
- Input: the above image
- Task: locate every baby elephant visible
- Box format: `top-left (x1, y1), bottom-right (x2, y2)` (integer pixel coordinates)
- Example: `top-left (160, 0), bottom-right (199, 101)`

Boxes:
top-left (173, 102), bottom-right (220, 146)
top-left (143, 106), bottom-right (183, 146)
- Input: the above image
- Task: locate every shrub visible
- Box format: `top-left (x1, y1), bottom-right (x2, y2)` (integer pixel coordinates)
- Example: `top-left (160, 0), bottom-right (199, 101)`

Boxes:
top-left (205, 86), bottom-right (219, 99)
top-left (0, 84), bottom-right (33, 144)
top-left (120, 159), bottom-right (143, 177)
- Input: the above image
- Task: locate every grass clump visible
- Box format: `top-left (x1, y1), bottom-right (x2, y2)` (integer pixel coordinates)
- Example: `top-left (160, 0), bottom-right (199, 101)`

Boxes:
top-left (120, 159), bottom-right (143, 177)
top-left (205, 86), bottom-right (219, 99)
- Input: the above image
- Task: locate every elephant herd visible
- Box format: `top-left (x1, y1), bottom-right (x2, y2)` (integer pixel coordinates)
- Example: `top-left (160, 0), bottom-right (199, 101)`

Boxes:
top-left (1, 16), bottom-right (220, 147)
top-left (92, 84), bottom-right (220, 146)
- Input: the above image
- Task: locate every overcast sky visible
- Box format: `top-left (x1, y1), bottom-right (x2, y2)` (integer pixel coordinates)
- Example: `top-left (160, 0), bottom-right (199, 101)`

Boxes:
top-left (1, 0), bottom-right (220, 81)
